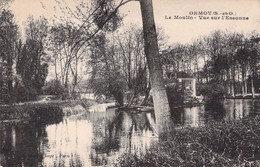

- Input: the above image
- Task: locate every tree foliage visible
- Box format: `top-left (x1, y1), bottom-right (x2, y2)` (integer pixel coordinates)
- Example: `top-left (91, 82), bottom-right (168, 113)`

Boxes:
top-left (162, 30), bottom-right (260, 99)
top-left (0, 0), bottom-right (13, 11)
top-left (15, 17), bottom-right (49, 102)
top-left (0, 11), bottom-right (49, 103)
top-left (87, 25), bottom-right (150, 106)
top-left (42, 79), bottom-right (66, 98)
top-left (0, 9), bottom-right (19, 103)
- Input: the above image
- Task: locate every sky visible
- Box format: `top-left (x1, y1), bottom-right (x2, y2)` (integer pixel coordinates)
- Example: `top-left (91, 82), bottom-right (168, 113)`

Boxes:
top-left (9, 0), bottom-right (260, 45)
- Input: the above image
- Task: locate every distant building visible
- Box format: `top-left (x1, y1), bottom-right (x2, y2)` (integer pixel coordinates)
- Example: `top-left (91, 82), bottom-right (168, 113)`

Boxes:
top-left (178, 78), bottom-right (196, 97)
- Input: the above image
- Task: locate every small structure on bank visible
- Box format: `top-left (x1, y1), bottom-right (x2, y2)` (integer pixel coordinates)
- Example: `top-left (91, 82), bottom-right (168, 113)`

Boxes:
top-left (178, 78), bottom-right (197, 103)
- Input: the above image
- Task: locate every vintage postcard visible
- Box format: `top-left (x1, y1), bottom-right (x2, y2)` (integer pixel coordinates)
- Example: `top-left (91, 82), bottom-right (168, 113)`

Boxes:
top-left (0, 0), bottom-right (260, 166)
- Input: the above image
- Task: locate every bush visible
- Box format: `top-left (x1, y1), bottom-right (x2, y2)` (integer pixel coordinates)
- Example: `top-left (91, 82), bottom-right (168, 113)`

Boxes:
top-left (89, 70), bottom-right (127, 106)
top-left (198, 81), bottom-right (226, 101)
top-left (14, 84), bottom-right (38, 102)
top-left (42, 80), bottom-right (66, 98)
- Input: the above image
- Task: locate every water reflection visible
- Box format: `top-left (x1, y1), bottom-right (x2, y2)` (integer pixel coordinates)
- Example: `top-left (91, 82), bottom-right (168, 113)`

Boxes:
top-left (1, 99), bottom-right (259, 167)
top-left (175, 99), bottom-right (259, 127)
top-left (223, 99), bottom-right (253, 120)
top-left (0, 121), bottom-right (47, 167)
top-left (19, 108), bottom-right (156, 167)
top-left (176, 105), bottom-right (206, 127)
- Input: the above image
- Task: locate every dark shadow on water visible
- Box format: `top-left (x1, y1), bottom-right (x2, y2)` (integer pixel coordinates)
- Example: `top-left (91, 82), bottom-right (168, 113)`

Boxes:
top-left (204, 99), bottom-right (226, 122)
top-left (0, 121), bottom-right (52, 167)
top-left (0, 106), bottom-right (63, 167)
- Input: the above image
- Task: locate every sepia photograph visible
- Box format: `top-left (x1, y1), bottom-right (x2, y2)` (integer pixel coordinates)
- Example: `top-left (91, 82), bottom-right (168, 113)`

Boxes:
top-left (0, 0), bottom-right (260, 166)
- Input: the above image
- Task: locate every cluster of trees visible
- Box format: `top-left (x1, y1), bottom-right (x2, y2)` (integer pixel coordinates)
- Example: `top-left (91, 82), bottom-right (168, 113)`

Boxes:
top-left (0, 8), bottom-right (89, 103)
top-left (1, 0), bottom-right (155, 104)
top-left (1, 0), bottom-right (174, 133)
top-left (88, 25), bottom-right (147, 106)
top-left (162, 30), bottom-right (260, 98)
top-left (88, 28), bottom-right (260, 105)
top-left (43, 0), bottom-right (168, 107)
top-left (42, 0), bottom-right (128, 99)
top-left (88, 24), bottom-right (170, 106)
top-left (47, 0), bottom-right (172, 132)
top-left (0, 10), bottom-right (49, 104)
top-left (0, 10), bottom-right (94, 103)
top-left (47, 23), bottom-right (87, 98)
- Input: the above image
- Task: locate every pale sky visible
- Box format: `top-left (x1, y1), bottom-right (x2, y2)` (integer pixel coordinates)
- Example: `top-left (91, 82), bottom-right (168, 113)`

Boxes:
top-left (9, 0), bottom-right (260, 44)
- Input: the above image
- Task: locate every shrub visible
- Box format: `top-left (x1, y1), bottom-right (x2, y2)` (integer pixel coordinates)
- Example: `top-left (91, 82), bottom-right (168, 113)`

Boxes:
top-left (42, 79), bottom-right (66, 98)
top-left (198, 81), bottom-right (226, 101)
top-left (89, 70), bottom-right (127, 106)
top-left (15, 84), bottom-right (38, 102)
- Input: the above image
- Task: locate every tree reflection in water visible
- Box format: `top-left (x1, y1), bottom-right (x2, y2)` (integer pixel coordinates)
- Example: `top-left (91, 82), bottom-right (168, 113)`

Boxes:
top-left (1, 99), bottom-right (259, 167)
top-left (173, 99), bottom-right (258, 127)
top-left (20, 107), bottom-right (158, 167)
top-left (89, 109), bottom-right (157, 166)
top-left (0, 121), bottom-right (50, 167)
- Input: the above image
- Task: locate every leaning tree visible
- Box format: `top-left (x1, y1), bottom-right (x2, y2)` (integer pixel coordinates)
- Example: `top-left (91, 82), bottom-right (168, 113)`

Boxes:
top-left (51, 0), bottom-right (173, 135)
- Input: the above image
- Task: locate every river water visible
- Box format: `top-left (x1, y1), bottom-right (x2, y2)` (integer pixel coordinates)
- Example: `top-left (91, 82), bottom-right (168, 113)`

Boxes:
top-left (0, 99), bottom-right (259, 166)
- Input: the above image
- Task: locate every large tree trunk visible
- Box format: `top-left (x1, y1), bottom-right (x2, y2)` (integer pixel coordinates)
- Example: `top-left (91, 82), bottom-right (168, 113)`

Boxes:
top-left (139, 0), bottom-right (173, 135)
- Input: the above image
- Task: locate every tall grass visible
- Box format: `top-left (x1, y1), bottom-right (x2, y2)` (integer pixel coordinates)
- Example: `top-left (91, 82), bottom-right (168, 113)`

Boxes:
top-left (116, 116), bottom-right (260, 167)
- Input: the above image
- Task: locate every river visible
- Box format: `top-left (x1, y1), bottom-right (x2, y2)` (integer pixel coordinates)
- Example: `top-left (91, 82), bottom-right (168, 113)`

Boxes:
top-left (0, 99), bottom-right (259, 166)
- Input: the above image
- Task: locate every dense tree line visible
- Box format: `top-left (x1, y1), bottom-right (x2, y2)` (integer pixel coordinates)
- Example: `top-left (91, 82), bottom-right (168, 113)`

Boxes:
top-left (162, 30), bottom-right (260, 98)
top-left (0, 10), bottom-right (49, 104)
top-left (0, 10), bottom-right (18, 103)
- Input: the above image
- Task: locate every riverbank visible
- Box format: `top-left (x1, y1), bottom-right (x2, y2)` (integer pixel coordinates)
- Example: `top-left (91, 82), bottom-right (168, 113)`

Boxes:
top-left (0, 99), bottom-right (95, 121)
top-left (116, 115), bottom-right (260, 167)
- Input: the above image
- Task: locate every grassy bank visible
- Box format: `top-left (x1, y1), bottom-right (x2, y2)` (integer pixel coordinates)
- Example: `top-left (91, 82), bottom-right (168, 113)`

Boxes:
top-left (0, 103), bottom-right (63, 122)
top-left (116, 116), bottom-right (260, 167)
top-left (0, 99), bottom-right (94, 121)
